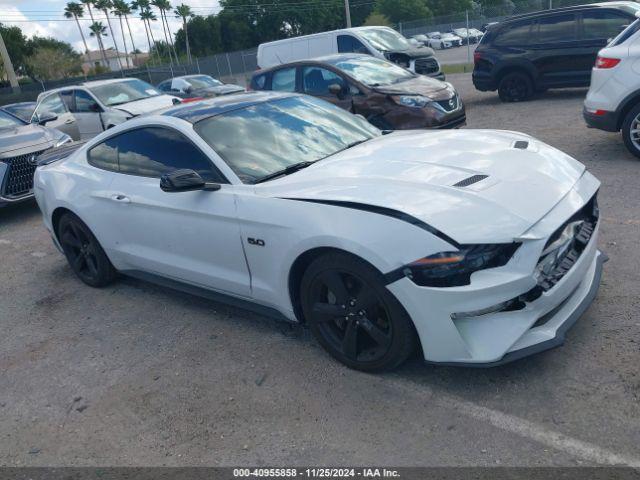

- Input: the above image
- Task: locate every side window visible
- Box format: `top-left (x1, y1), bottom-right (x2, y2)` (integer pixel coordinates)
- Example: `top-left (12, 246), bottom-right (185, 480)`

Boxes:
top-left (302, 67), bottom-right (346, 96)
top-left (157, 81), bottom-right (171, 92)
top-left (252, 73), bottom-right (267, 90)
top-left (90, 127), bottom-right (226, 182)
top-left (337, 35), bottom-right (369, 54)
top-left (88, 136), bottom-right (119, 172)
top-left (74, 90), bottom-right (101, 113)
top-left (35, 94), bottom-right (67, 117)
top-left (59, 91), bottom-right (74, 112)
top-left (271, 68), bottom-right (297, 92)
top-left (494, 21), bottom-right (532, 46)
top-left (537, 13), bottom-right (578, 43)
top-left (582, 10), bottom-right (631, 40)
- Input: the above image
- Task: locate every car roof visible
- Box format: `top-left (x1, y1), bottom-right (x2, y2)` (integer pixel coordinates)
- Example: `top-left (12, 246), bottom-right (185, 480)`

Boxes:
top-left (253, 53), bottom-right (373, 75)
top-left (161, 91), bottom-right (296, 123)
top-left (499, 1), bottom-right (637, 24)
top-left (37, 78), bottom-right (142, 98)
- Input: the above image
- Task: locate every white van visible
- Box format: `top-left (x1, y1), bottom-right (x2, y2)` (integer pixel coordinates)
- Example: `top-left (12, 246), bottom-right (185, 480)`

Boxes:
top-left (257, 26), bottom-right (444, 80)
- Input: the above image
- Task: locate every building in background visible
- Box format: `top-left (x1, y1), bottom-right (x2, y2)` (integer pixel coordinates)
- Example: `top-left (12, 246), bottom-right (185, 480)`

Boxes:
top-left (81, 49), bottom-right (135, 73)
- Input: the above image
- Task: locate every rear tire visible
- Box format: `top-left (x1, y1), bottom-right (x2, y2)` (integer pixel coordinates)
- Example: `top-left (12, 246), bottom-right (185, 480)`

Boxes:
top-left (621, 102), bottom-right (640, 159)
top-left (498, 72), bottom-right (533, 102)
top-left (57, 212), bottom-right (117, 287)
top-left (300, 252), bottom-right (416, 372)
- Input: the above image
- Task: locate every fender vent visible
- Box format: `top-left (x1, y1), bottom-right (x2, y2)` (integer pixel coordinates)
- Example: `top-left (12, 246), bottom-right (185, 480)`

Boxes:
top-left (453, 174), bottom-right (488, 188)
top-left (514, 140), bottom-right (529, 149)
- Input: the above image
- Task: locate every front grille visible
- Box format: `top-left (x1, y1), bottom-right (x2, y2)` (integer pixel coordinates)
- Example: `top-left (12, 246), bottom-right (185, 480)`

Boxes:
top-left (1, 149), bottom-right (48, 198)
top-left (415, 57), bottom-right (439, 75)
top-left (523, 195), bottom-right (599, 301)
top-left (435, 95), bottom-right (460, 112)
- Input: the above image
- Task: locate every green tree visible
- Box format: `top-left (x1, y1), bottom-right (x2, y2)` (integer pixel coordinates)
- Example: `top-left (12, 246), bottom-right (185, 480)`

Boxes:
top-left (64, 2), bottom-right (90, 54)
top-left (363, 12), bottom-right (392, 27)
top-left (373, 0), bottom-right (432, 24)
top-left (174, 3), bottom-right (193, 63)
top-left (26, 46), bottom-right (82, 80)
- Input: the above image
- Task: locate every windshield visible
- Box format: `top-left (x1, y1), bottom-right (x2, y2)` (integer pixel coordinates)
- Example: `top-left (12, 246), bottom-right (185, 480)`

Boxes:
top-left (195, 95), bottom-right (380, 184)
top-left (330, 56), bottom-right (415, 86)
top-left (2, 103), bottom-right (34, 122)
top-left (89, 79), bottom-right (161, 106)
top-left (0, 110), bottom-right (25, 129)
top-left (357, 28), bottom-right (412, 52)
top-left (185, 75), bottom-right (224, 89)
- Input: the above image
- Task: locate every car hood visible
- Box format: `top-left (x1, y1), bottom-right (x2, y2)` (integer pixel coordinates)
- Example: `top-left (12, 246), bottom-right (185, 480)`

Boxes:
top-left (373, 75), bottom-right (451, 98)
top-left (259, 130), bottom-right (586, 244)
top-left (195, 84), bottom-right (246, 97)
top-left (0, 123), bottom-right (57, 156)
top-left (113, 94), bottom-right (180, 115)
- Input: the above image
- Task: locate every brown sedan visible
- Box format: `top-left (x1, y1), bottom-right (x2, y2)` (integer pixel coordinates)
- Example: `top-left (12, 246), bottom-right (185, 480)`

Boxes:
top-left (249, 53), bottom-right (465, 130)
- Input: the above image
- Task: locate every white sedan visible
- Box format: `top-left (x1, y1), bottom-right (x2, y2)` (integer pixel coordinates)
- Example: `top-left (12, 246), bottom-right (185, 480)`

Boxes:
top-left (34, 92), bottom-right (605, 372)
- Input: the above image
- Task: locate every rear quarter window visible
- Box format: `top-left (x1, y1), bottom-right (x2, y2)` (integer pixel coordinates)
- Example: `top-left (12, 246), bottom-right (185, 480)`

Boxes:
top-left (252, 73), bottom-right (267, 90)
top-left (493, 21), bottom-right (533, 46)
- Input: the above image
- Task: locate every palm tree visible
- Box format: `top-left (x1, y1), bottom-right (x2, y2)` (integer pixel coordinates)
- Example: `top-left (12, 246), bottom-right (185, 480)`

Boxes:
top-left (114, 1), bottom-right (139, 66)
top-left (111, 0), bottom-right (130, 68)
top-left (94, 0), bottom-right (123, 71)
top-left (80, 0), bottom-right (107, 64)
top-left (151, 0), bottom-right (173, 64)
top-left (135, 2), bottom-right (160, 64)
top-left (154, 0), bottom-right (178, 64)
top-left (64, 2), bottom-right (90, 54)
top-left (88, 21), bottom-right (109, 69)
top-left (174, 4), bottom-right (193, 63)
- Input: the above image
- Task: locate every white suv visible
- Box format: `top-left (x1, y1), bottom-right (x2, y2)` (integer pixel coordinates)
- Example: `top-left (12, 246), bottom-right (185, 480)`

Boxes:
top-left (584, 16), bottom-right (640, 158)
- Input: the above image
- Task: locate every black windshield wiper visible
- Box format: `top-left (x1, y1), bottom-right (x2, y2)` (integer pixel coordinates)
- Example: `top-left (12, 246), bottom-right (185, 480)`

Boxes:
top-left (254, 161), bottom-right (315, 184)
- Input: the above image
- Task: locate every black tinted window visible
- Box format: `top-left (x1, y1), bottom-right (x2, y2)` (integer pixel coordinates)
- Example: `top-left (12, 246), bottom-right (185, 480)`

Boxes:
top-left (337, 35), bottom-right (369, 54)
top-left (538, 13), bottom-right (578, 43)
top-left (494, 21), bottom-right (532, 46)
top-left (302, 67), bottom-right (345, 95)
top-left (89, 127), bottom-right (225, 182)
top-left (611, 18), bottom-right (640, 46)
top-left (582, 10), bottom-right (631, 40)
top-left (88, 137), bottom-right (119, 172)
top-left (252, 73), bottom-right (267, 90)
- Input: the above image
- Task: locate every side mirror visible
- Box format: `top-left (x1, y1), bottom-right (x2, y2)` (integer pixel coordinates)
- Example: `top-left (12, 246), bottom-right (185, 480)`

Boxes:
top-left (89, 103), bottom-right (102, 113)
top-left (184, 85), bottom-right (193, 94)
top-left (36, 111), bottom-right (58, 125)
top-left (160, 169), bottom-right (220, 193)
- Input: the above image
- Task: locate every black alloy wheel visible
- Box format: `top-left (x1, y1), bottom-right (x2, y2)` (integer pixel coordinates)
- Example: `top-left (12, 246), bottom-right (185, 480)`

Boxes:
top-left (498, 72), bottom-right (533, 102)
top-left (300, 252), bottom-right (416, 372)
top-left (58, 213), bottom-right (117, 287)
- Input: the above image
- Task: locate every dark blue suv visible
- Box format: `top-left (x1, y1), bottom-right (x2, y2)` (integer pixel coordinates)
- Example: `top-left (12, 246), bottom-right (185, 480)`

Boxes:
top-left (473, 3), bottom-right (639, 101)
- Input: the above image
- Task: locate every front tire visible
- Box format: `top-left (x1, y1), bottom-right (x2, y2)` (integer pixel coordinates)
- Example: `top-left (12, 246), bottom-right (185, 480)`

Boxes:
top-left (300, 252), bottom-right (416, 372)
top-left (621, 102), bottom-right (640, 159)
top-left (57, 212), bottom-right (117, 287)
top-left (498, 72), bottom-right (533, 102)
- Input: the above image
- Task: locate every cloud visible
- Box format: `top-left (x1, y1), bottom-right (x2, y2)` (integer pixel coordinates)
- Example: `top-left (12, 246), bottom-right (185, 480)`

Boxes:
top-left (0, 0), bottom-right (220, 54)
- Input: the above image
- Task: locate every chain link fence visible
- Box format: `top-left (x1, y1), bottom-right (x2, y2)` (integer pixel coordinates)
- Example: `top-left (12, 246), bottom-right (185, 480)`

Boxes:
top-left (0, 0), bottom-right (627, 105)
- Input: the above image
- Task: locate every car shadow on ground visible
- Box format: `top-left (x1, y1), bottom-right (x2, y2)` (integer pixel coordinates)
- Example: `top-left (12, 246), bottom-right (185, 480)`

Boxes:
top-left (0, 201), bottom-right (40, 228)
top-left (464, 87), bottom-right (590, 108)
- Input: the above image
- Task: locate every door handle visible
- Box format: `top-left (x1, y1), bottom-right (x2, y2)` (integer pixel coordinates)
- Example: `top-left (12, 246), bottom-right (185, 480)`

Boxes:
top-left (65, 118), bottom-right (75, 124)
top-left (110, 194), bottom-right (131, 203)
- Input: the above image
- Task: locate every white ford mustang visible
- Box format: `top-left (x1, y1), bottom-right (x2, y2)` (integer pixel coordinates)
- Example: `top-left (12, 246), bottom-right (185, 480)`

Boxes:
top-left (34, 92), bottom-right (605, 372)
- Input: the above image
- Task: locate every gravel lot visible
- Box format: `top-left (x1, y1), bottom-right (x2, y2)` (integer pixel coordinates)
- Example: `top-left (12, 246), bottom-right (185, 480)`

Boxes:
top-left (1, 74), bottom-right (639, 468)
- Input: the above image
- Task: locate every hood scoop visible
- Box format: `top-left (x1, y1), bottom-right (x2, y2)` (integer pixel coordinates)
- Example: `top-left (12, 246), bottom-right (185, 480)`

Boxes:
top-left (514, 140), bottom-right (529, 150)
top-left (453, 174), bottom-right (489, 188)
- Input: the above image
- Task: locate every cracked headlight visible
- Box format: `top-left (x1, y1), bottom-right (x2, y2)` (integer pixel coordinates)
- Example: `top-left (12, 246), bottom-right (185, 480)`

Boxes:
top-left (394, 95), bottom-right (432, 108)
top-left (396, 244), bottom-right (521, 287)
top-left (54, 134), bottom-right (72, 147)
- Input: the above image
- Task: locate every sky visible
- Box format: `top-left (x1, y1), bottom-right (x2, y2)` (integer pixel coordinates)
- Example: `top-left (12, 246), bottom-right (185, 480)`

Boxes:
top-left (0, 0), bottom-right (221, 54)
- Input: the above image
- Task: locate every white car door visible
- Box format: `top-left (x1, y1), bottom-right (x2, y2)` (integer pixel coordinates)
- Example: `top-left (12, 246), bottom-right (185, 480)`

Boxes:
top-left (91, 125), bottom-right (251, 297)
top-left (72, 89), bottom-right (106, 139)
